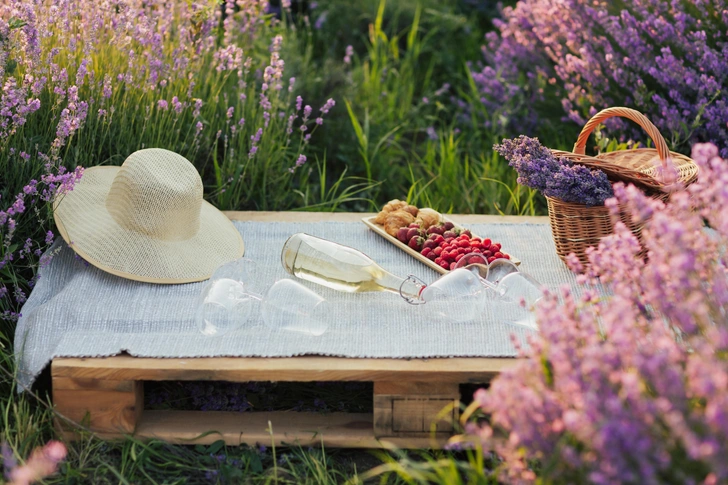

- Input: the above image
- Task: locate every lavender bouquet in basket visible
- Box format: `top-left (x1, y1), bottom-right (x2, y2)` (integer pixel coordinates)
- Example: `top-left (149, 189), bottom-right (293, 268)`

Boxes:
top-left (495, 136), bottom-right (613, 206)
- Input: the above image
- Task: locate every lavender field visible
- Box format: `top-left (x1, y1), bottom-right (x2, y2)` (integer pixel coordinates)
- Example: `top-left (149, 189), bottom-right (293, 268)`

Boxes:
top-left (1, 0), bottom-right (727, 483)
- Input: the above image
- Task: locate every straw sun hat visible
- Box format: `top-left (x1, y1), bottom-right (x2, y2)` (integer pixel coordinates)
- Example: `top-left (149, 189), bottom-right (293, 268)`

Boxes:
top-left (53, 148), bottom-right (245, 284)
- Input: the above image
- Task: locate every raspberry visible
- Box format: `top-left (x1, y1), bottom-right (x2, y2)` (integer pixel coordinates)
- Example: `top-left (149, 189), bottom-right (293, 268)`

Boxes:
top-left (483, 250), bottom-right (493, 258)
top-left (434, 235), bottom-right (445, 244)
top-left (503, 253), bottom-right (511, 260)
top-left (449, 262), bottom-right (457, 270)
top-left (494, 251), bottom-right (504, 259)
top-left (491, 243), bottom-right (502, 252)
top-left (461, 229), bottom-right (472, 238)
top-left (439, 260), bottom-right (450, 270)
top-left (487, 256), bottom-right (496, 264)
top-left (434, 247), bottom-right (443, 256)
top-left (482, 238), bottom-right (492, 247)
top-left (455, 253), bottom-right (465, 262)
top-left (397, 227), bottom-right (409, 243)
top-left (457, 240), bottom-right (469, 248)
top-left (434, 257), bottom-right (442, 265)
top-left (427, 252), bottom-right (437, 261)
top-left (421, 247), bottom-right (432, 257)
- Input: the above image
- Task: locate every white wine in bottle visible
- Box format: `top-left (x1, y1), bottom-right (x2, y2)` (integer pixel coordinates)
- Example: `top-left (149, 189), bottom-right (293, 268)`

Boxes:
top-left (281, 233), bottom-right (424, 300)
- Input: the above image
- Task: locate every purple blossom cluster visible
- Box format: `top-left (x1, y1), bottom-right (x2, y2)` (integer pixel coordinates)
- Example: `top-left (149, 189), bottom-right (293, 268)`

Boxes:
top-left (470, 142), bottom-right (728, 484)
top-left (495, 135), bottom-right (613, 206)
top-left (475, 0), bottom-right (728, 156)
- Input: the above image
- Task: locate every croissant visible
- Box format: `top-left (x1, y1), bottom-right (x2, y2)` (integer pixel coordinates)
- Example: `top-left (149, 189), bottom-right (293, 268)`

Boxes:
top-left (383, 210), bottom-right (415, 237)
top-left (374, 199), bottom-right (408, 224)
top-left (402, 204), bottom-right (419, 217)
top-left (415, 208), bottom-right (441, 230)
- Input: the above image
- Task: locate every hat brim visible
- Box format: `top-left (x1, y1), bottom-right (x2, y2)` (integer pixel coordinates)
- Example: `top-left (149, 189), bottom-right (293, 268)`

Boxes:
top-left (53, 166), bottom-right (245, 284)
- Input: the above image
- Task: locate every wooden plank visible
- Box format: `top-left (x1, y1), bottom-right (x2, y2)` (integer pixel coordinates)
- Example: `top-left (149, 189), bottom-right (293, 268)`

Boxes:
top-left (53, 381), bottom-right (143, 434)
top-left (133, 410), bottom-right (447, 448)
top-left (52, 356), bottom-right (516, 382)
top-left (224, 210), bottom-right (549, 225)
top-left (53, 377), bottom-right (135, 392)
top-left (373, 381), bottom-right (459, 438)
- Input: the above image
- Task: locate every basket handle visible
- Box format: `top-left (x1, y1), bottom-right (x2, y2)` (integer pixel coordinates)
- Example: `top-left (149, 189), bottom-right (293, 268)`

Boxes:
top-left (572, 107), bottom-right (670, 167)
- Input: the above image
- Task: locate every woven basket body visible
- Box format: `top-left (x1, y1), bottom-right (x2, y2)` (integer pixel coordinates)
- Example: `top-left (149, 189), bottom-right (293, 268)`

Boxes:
top-left (546, 107), bottom-right (697, 265)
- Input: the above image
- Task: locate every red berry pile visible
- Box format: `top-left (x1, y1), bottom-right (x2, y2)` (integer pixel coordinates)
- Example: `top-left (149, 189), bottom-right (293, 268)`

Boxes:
top-left (397, 221), bottom-right (510, 271)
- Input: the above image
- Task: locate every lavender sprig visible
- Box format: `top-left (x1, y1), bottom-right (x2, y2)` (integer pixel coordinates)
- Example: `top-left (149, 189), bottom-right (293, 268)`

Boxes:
top-left (495, 135), bottom-right (613, 206)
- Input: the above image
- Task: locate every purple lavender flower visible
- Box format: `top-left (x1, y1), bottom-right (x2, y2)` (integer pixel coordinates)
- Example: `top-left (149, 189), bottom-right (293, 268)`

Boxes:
top-left (343, 45), bottom-right (353, 65)
top-left (319, 98), bottom-right (335, 114)
top-left (495, 136), bottom-right (613, 206)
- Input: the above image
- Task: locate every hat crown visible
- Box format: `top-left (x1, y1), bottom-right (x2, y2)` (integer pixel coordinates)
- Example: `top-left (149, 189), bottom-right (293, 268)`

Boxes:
top-left (106, 149), bottom-right (203, 241)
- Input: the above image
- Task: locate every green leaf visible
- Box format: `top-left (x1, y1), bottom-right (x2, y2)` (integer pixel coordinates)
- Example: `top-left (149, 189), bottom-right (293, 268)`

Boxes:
top-left (206, 439), bottom-right (225, 455)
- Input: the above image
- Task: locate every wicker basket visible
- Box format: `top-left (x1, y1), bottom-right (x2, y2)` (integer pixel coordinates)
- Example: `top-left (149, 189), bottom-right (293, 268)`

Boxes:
top-left (547, 107), bottom-right (698, 265)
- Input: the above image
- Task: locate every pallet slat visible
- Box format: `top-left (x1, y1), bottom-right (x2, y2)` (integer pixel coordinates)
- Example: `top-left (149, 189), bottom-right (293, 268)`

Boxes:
top-left (133, 410), bottom-right (445, 449)
top-left (52, 356), bottom-right (516, 382)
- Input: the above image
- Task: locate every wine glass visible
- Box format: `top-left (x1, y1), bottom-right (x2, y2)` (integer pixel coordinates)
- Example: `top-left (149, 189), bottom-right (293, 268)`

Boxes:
top-left (197, 258), bottom-right (330, 337)
top-left (196, 258), bottom-right (260, 336)
top-left (417, 256), bottom-right (544, 328)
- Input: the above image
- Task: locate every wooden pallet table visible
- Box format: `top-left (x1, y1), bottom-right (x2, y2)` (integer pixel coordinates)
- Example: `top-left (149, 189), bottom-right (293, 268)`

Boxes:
top-left (52, 211), bottom-right (548, 448)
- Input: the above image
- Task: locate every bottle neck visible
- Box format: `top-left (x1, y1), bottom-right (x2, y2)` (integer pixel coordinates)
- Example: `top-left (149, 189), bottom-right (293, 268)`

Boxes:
top-left (375, 271), bottom-right (425, 302)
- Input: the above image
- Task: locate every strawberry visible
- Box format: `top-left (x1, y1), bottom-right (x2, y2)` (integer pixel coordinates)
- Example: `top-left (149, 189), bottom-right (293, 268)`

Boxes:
top-left (443, 221), bottom-right (455, 231)
top-left (408, 236), bottom-right (424, 251)
top-left (442, 230), bottom-right (457, 239)
top-left (461, 229), bottom-right (472, 238)
top-left (423, 239), bottom-right (437, 250)
top-left (397, 227), bottom-right (409, 243)
top-left (408, 223), bottom-right (420, 229)
top-left (406, 227), bottom-right (421, 241)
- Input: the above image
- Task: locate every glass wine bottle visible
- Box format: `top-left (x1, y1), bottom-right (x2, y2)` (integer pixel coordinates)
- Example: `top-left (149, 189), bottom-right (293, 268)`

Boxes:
top-left (281, 233), bottom-right (425, 302)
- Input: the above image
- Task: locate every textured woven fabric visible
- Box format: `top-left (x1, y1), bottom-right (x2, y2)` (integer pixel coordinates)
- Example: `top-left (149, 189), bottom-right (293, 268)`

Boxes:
top-left (15, 220), bottom-right (585, 390)
top-left (53, 149), bottom-right (244, 284)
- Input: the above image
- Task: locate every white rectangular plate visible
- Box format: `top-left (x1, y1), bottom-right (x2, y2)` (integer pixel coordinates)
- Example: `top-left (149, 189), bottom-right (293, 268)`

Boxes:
top-left (362, 215), bottom-right (520, 275)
